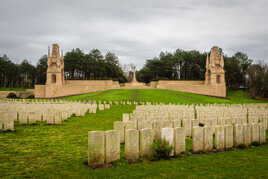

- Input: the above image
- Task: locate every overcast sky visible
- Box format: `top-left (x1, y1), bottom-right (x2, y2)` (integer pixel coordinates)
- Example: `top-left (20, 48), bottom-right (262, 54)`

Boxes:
top-left (0, 0), bottom-right (268, 68)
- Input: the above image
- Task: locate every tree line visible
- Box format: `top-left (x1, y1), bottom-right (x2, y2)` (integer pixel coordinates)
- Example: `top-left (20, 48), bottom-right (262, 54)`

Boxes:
top-left (0, 47), bottom-right (267, 97)
top-left (0, 48), bottom-right (127, 89)
top-left (136, 49), bottom-right (267, 98)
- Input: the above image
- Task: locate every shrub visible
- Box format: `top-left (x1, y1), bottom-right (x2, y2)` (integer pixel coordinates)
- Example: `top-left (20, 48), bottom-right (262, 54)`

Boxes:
top-left (27, 95), bottom-right (35, 99)
top-left (152, 139), bottom-right (173, 161)
top-left (237, 144), bottom-right (247, 149)
top-left (251, 141), bottom-right (260, 146)
top-left (7, 93), bottom-right (17, 99)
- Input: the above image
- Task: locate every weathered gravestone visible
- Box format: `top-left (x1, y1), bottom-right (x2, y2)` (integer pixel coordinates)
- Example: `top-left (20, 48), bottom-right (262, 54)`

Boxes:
top-left (5, 120), bottom-right (14, 131)
top-left (251, 123), bottom-right (260, 143)
top-left (122, 113), bottom-right (130, 122)
top-left (88, 131), bottom-right (105, 167)
top-left (18, 112), bottom-right (28, 124)
top-left (192, 126), bottom-right (204, 153)
top-left (54, 112), bottom-right (62, 125)
top-left (142, 120), bottom-right (153, 129)
top-left (234, 124), bottom-right (243, 146)
top-left (224, 125), bottom-right (233, 149)
top-left (203, 126), bottom-right (213, 151)
top-left (30, 112), bottom-right (42, 123)
top-left (98, 104), bottom-right (104, 111)
top-left (46, 113), bottom-right (55, 124)
top-left (114, 121), bottom-right (125, 144)
top-left (140, 128), bottom-right (153, 160)
top-left (173, 120), bottom-right (182, 128)
top-left (183, 119), bottom-right (192, 137)
top-left (153, 120), bottom-right (163, 141)
top-left (259, 123), bottom-right (266, 144)
top-left (125, 129), bottom-right (139, 162)
top-left (105, 130), bottom-right (120, 164)
top-left (162, 120), bottom-right (173, 128)
top-left (161, 128), bottom-right (174, 156)
top-left (125, 119), bottom-right (135, 129)
top-left (174, 127), bottom-right (185, 155)
top-left (192, 120), bottom-right (199, 128)
top-left (243, 124), bottom-right (251, 146)
top-left (215, 126), bottom-right (225, 150)
top-left (28, 112), bottom-right (37, 124)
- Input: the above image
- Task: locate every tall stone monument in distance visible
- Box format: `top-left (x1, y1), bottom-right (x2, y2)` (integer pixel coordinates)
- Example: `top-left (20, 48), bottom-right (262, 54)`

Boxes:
top-left (131, 65), bottom-right (137, 83)
top-left (46, 44), bottom-right (65, 86)
top-left (205, 46), bottom-right (225, 86)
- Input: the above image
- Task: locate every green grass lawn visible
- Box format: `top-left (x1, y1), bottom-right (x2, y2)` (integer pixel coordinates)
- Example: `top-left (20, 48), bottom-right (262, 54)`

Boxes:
top-left (1, 104), bottom-right (268, 178)
top-left (0, 87), bottom-right (29, 91)
top-left (63, 89), bottom-right (268, 104)
top-left (1, 89), bottom-right (268, 178)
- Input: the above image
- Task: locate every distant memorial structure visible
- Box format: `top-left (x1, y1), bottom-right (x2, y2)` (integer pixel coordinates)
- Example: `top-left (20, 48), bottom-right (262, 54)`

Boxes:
top-left (35, 44), bottom-right (226, 98)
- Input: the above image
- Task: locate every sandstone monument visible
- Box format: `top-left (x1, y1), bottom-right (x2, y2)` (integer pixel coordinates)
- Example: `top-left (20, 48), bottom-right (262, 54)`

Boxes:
top-left (35, 44), bottom-right (226, 98)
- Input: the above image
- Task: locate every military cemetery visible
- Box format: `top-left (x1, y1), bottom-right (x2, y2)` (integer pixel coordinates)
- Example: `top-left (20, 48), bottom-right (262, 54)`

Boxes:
top-left (0, 42), bottom-right (268, 177)
top-left (1, 1), bottom-right (268, 177)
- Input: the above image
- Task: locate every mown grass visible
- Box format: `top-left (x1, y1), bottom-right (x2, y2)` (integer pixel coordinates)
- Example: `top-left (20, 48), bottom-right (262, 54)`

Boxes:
top-left (0, 87), bottom-right (29, 91)
top-left (63, 89), bottom-right (268, 104)
top-left (0, 104), bottom-right (268, 178)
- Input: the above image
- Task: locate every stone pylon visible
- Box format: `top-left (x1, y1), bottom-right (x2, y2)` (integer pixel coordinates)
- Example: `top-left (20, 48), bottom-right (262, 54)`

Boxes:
top-left (46, 44), bottom-right (65, 86)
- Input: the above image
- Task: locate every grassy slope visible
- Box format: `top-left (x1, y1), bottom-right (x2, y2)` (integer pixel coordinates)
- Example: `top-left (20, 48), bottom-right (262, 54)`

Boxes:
top-left (63, 89), bottom-right (268, 104)
top-left (1, 90), bottom-right (268, 178)
top-left (0, 105), bottom-right (267, 178)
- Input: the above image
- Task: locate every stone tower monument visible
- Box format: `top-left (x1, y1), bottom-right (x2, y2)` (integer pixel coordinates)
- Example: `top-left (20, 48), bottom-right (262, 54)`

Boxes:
top-left (131, 65), bottom-right (137, 83)
top-left (46, 44), bottom-right (65, 86)
top-left (205, 46), bottom-right (225, 86)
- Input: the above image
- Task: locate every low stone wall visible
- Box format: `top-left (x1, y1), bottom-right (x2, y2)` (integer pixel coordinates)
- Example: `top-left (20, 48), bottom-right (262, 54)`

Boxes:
top-left (35, 79), bottom-right (226, 98)
top-left (35, 80), bottom-right (120, 98)
top-left (155, 80), bottom-right (226, 97)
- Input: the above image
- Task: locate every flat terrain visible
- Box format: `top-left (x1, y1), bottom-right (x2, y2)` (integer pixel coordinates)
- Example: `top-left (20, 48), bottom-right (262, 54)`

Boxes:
top-left (1, 90), bottom-right (268, 178)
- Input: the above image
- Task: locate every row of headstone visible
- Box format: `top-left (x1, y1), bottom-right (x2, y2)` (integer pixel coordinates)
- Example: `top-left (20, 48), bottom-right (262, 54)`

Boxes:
top-left (0, 101), bottom-right (98, 131)
top-left (126, 104), bottom-right (268, 138)
top-left (114, 118), bottom-right (190, 144)
top-left (88, 130), bottom-right (120, 167)
top-left (192, 123), bottom-right (266, 153)
top-left (88, 127), bottom-right (186, 167)
top-left (0, 112), bottom-right (14, 131)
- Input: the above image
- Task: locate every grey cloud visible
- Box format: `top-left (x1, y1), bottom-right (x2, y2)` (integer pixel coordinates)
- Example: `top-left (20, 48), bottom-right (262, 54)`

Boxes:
top-left (0, 0), bottom-right (268, 68)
